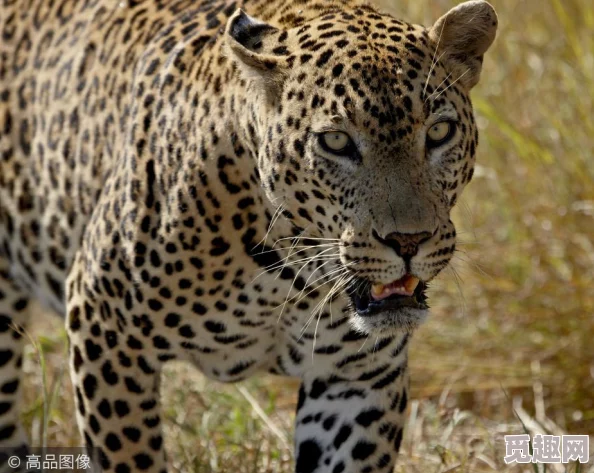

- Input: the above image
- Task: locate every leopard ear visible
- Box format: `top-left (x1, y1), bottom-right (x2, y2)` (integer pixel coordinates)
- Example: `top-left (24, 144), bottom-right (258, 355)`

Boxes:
top-left (429, 1), bottom-right (498, 89)
top-left (225, 9), bottom-right (288, 92)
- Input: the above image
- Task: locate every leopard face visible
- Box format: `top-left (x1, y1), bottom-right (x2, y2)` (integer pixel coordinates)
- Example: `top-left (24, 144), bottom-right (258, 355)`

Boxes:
top-left (227, 2), bottom-right (497, 333)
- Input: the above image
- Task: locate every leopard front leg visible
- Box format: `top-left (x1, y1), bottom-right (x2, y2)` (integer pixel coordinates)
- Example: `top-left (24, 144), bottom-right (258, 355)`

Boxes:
top-left (0, 260), bottom-right (30, 462)
top-left (66, 253), bottom-right (167, 473)
top-left (293, 338), bottom-right (410, 473)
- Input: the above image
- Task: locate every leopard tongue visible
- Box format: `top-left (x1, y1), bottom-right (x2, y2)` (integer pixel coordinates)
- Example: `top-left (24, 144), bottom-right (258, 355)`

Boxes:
top-left (370, 275), bottom-right (420, 301)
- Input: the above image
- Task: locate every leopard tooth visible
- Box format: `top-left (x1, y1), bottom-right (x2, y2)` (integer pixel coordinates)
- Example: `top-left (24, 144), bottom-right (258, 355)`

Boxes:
top-left (404, 276), bottom-right (420, 293)
top-left (371, 283), bottom-right (385, 298)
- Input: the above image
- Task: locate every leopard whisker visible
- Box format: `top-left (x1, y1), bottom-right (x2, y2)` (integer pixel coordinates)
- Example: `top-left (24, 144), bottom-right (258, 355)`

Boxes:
top-left (422, 12), bottom-right (447, 100)
top-left (423, 44), bottom-right (447, 100)
top-left (278, 249), bottom-right (340, 315)
top-left (253, 243), bottom-right (339, 257)
top-left (425, 70), bottom-right (453, 104)
top-left (452, 251), bottom-right (492, 280)
top-left (292, 271), bottom-right (353, 330)
top-left (252, 255), bottom-right (340, 283)
top-left (256, 244), bottom-right (339, 272)
top-left (275, 266), bottom-right (349, 321)
top-left (307, 272), bottom-right (354, 332)
top-left (271, 235), bottom-right (342, 248)
top-left (431, 68), bottom-right (471, 102)
top-left (307, 274), bottom-right (356, 351)
top-left (273, 249), bottom-right (341, 280)
top-left (255, 255), bottom-right (341, 285)
top-left (276, 264), bottom-right (348, 322)
top-left (251, 246), bottom-right (340, 281)
top-left (299, 271), bottom-right (352, 329)
top-left (253, 202), bottom-right (286, 252)
top-left (291, 262), bottom-right (355, 306)
top-left (446, 263), bottom-right (467, 316)
top-left (358, 334), bottom-right (370, 353)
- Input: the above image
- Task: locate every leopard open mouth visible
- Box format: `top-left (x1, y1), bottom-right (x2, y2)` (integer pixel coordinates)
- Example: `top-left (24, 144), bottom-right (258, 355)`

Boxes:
top-left (347, 274), bottom-right (428, 317)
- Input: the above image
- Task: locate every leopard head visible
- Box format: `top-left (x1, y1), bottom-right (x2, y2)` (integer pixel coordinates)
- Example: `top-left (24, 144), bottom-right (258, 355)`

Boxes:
top-left (225, 1), bottom-right (498, 333)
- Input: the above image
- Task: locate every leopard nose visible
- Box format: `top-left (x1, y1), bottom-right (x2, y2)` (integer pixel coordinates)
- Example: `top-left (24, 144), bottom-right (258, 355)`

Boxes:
top-left (373, 230), bottom-right (433, 259)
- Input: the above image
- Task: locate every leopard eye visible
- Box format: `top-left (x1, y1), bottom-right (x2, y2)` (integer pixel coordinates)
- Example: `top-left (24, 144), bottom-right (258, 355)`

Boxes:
top-left (427, 121), bottom-right (456, 148)
top-left (320, 131), bottom-right (351, 153)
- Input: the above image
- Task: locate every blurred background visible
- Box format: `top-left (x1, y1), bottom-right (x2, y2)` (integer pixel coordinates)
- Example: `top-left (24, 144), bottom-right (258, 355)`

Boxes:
top-left (22, 0), bottom-right (594, 471)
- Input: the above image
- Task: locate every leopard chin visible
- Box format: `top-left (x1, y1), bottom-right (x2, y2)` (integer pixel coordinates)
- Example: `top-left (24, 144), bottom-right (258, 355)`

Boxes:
top-left (347, 276), bottom-right (429, 333)
top-left (351, 306), bottom-right (430, 334)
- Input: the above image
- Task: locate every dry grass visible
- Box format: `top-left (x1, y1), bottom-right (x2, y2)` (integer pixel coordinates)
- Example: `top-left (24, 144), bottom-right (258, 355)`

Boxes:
top-left (18, 0), bottom-right (594, 471)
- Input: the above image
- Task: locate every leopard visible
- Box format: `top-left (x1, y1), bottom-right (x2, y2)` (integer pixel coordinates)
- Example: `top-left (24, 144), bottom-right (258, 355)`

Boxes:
top-left (0, 0), bottom-right (497, 471)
